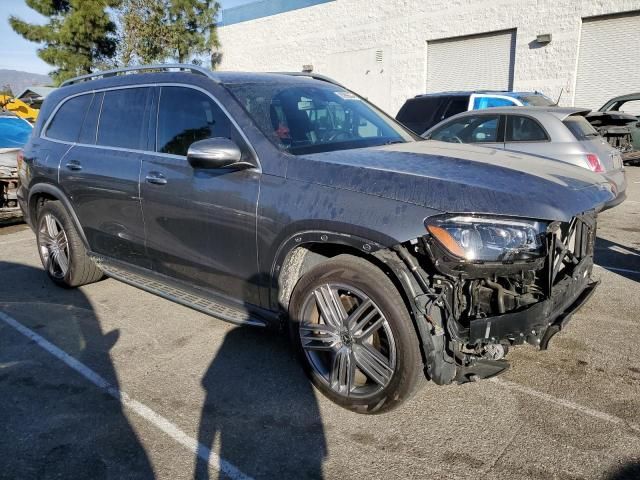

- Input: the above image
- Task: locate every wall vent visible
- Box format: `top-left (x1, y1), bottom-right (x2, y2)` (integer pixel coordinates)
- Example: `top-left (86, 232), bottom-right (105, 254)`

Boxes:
top-left (375, 50), bottom-right (383, 62)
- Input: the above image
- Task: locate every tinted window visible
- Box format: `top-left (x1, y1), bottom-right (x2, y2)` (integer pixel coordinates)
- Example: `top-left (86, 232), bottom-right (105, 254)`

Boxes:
top-left (46, 94), bottom-right (92, 142)
top-left (472, 96), bottom-right (517, 109)
top-left (563, 115), bottom-right (600, 140)
top-left (396, 96), bottom-right (447, 134)
top-left (78, 92), bottom-right (103, 145)
top-left (506, 116), bottom-right (548, 142)
top-left (97, 88), bottom-right (150, 149)
top-left (227, 83), bottom-right (414, 155)
top-left (441, 97), bottom-right (469, 119)
top-left (430, 115), bottom-right (500, 143)
top-left (157, 87), bottom-right (232, 156)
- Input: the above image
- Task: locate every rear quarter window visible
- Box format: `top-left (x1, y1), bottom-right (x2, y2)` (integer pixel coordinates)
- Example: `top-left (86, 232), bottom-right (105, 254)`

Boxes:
top-left (45, 94), bottom-right (93, 142)
top-left (506, 116), bottom-right (549, 142)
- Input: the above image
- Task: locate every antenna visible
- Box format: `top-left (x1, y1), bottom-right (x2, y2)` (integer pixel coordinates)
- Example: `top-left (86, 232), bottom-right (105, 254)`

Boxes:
top-left (554, 88), bottom-right (564, 106)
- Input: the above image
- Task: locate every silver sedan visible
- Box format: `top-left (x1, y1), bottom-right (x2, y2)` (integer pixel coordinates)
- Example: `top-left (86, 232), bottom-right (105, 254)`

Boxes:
top-left (422, 106), bottom-right (627, 207)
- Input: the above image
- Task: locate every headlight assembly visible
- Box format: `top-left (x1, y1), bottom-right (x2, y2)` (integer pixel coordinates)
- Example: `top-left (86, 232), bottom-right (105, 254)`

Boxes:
top-left (425, 215), bottom-right (547, 262)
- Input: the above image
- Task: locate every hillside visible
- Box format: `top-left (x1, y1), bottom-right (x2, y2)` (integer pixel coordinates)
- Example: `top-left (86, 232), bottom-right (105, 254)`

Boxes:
top-left (0, 69), bottom-right (51, 96)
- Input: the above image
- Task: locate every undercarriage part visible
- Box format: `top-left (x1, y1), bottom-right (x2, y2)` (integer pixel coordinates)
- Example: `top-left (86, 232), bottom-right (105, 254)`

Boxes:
top-left (454, 359), bottom-right (510, 384)
top-left (0, 166), bottom-right (21, 221)
top-left (587, 111), bottom-right (639, 158)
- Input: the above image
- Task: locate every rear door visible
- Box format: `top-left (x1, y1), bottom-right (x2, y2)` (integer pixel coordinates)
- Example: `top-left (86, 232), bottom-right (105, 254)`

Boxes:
top-left (503, 114), bottom-right (557, 159)
top-left (140, 85), bottom-right (261, 305)
top-left (57, 87), bottom-right (152, 267)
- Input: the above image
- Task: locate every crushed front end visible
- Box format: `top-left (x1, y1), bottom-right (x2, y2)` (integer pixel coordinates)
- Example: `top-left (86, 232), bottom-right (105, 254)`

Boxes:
top-left (381, 212), bottom-right (599, 385)
top-left (0, 149), bottom-right (21, 222)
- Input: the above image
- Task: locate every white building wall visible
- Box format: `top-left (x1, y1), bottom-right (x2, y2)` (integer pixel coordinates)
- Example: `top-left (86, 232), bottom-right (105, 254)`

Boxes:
top-left (218, 0), bottom-right (640, 115)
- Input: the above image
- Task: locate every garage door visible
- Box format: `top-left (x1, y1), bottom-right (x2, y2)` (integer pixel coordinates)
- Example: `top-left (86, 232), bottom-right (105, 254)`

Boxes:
top-left (426, 29), bottom-right (516, 93)
top-left (574, 11), bottom-right (640, 111)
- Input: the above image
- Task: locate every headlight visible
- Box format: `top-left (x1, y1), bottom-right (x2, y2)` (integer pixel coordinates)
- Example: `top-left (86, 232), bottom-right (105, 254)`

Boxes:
top-left (425, 215), bottom-right (547, 262)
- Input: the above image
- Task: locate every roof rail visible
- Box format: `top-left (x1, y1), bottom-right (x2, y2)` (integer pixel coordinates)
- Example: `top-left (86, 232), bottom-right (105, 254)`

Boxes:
top-left (271, 72), bottom-right (345, 88)
top-left (60, 63), bottom-right (218, 87)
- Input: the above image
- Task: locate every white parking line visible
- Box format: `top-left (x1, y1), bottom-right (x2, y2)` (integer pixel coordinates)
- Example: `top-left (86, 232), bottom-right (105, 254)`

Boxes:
top-left (0, 310), bottom-right (254, 480)
top-left (491, 378), bottom-right (640, 435)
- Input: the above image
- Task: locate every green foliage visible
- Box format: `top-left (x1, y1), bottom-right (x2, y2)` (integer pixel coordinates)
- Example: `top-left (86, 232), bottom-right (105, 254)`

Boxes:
top-left (117, 0), bottom-right (221, 68)
top-left (0, 85), bottom-right (14, 97)
top-left (10, 0), bottom-right (122, 85)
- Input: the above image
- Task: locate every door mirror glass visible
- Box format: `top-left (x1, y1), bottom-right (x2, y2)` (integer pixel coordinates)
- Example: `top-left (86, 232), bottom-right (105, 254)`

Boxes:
top-left (187, 137), bottom-right (243, 169)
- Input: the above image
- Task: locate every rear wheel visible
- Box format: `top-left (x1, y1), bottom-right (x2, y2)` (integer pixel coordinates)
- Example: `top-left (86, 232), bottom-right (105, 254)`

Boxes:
top-left (36, 201), bottom-right (103, 288)
top-left (289, 255), bottom-right (423, 414)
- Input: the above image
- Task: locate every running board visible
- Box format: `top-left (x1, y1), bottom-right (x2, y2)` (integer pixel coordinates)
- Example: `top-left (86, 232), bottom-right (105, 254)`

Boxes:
top-left (93, 257), bottom-right (267, 328)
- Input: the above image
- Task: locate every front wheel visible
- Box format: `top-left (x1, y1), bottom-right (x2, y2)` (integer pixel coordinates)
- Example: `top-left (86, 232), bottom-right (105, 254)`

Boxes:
top-left (289, 255), bottom-right (423, 414)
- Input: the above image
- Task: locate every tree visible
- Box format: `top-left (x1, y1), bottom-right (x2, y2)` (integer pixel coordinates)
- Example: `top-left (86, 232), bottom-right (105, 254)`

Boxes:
top-left (10, 0), bottom-right (122, 85)
top-left (117, 0), bottom-right (221, 69)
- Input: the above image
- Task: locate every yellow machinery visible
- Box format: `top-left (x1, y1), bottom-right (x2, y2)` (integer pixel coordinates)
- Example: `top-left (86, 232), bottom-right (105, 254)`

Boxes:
top-left (0, 95), bottom-right (39, 123)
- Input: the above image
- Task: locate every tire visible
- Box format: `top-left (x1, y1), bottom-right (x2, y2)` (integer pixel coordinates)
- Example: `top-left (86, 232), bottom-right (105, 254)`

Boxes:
top-left (289, 254), bottom-right (423, 414)
top-left (36, 201), bottom-right (103, 288)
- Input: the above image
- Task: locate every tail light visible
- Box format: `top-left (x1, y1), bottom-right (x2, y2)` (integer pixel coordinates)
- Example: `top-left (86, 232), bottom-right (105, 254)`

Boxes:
top-left (16, 150), bottom-right (24, 172)
top-left (585, 153), bottom-right (604, 173)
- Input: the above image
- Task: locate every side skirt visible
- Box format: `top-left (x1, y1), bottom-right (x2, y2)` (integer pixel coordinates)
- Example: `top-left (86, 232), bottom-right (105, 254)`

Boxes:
top-left (91, 255), bottom-right (278, 329)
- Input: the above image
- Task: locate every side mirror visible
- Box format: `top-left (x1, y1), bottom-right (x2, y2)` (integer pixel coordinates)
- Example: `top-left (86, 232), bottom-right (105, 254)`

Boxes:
top-left (187, 137), bottom-right (244, 169)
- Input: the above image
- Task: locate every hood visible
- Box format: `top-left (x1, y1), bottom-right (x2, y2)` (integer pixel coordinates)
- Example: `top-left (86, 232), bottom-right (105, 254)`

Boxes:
top-left (287, 140), bottom-right (616, 222)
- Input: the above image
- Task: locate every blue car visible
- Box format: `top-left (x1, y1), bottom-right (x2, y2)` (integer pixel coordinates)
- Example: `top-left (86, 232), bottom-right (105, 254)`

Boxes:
top-left (1, 113), bottom-right (33, 219)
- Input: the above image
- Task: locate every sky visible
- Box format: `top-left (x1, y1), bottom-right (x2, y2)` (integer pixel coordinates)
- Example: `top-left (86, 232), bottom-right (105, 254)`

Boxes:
top-left (0, 0), bottom-right (251, 75)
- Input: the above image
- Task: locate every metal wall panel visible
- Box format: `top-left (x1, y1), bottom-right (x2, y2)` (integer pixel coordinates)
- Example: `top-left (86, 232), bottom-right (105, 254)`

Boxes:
top-left (575, 11), bottom-right (640, 111)
top-left (426, 29), bottom-right (516, 93)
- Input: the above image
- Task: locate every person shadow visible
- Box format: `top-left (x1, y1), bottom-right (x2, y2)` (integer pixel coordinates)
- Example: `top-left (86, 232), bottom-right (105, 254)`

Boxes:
top-left (194, 326), bottom-right (327, 479)
top-left (0, 261), bottom-right (154, 479)
top-left (595, 236), bottom-right (640, 283)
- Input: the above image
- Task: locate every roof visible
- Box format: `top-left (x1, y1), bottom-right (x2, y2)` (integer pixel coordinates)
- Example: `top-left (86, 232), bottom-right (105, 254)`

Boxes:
top-left (603, 92), bottom-right (640, 103)
top-left (452, 106), bottom-right (591, 117)
top-left (16, 86), bottom-right (55, 99)
top-left (413, 90), bottom-right (546, 99)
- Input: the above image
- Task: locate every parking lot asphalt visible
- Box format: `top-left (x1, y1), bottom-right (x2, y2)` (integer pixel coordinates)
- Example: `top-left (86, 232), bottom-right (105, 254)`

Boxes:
top-left (1, 168), bottom-right (640, 480)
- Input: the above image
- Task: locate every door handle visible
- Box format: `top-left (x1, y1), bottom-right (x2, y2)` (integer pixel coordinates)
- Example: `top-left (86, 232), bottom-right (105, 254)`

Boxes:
top-left (145, 172), bottom-right (167, 185)
top-left (65, 160), bottom-right (82, 171)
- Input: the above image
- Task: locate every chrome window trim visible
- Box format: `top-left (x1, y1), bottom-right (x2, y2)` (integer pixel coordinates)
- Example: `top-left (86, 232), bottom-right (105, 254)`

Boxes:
top-left (41, 82), bottom-right (261, 171)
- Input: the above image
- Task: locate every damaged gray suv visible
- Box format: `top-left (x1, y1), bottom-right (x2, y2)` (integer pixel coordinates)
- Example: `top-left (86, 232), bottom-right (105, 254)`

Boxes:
top-left (18, 65), bottom-right (617, 413)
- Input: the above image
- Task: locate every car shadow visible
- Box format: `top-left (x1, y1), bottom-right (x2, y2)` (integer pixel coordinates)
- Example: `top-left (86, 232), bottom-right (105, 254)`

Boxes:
top-left (594, 236), bottom-right (640, 283)
top-left (193, 326), bottom-right (327, 479)
top-left (605, 460), bottom-right (640, 479)
top-left (0, 261), bottom-right (154, 479)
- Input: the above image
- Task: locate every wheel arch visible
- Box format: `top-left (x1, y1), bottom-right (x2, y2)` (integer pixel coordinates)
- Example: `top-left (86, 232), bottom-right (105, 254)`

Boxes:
top-left (28, 183), bottom-right (89, 249)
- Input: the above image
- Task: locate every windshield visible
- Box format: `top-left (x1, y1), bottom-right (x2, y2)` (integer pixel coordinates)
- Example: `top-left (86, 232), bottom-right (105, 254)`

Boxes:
top-left (517, 94), bottom-right (555, 107)
top-left (225, 81), bottom-right (416, 155)
top-left (563, 115), bottom-right (600, 140)
top-left (0, 116), bottom-right (33, 148)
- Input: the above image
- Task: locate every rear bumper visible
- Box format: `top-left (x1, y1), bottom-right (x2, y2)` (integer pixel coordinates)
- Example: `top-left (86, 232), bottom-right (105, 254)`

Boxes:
top-left (603, 169), bottom-right (627, 210)
top-left (468, 256), bottom-right (596, 348)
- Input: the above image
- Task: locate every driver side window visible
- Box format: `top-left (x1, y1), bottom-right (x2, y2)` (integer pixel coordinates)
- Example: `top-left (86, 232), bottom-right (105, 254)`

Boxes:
top-left (157, 86), bottom-right (232, 156)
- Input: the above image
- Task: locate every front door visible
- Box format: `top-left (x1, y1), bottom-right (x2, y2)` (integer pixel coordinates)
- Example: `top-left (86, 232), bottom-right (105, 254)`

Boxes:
top-left (58, 87), bottom-right (152, 268)
top-left (140, 85), bottom-right (261, 306)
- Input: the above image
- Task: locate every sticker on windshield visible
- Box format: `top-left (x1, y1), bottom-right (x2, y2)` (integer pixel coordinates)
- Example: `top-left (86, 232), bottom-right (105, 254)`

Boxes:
top-left (334, 91), bottom-right (360, 100)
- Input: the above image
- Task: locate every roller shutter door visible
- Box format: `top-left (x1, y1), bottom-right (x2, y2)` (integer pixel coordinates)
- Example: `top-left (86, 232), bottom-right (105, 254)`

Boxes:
top-left (426, 30), bottom-right (516, 92)
top-left (575, 11), bottom-right (640, 110)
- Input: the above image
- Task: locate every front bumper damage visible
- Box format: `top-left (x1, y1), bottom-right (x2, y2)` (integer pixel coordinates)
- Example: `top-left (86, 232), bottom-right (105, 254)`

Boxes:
top-left (378, 212), bottom-right (599, 385)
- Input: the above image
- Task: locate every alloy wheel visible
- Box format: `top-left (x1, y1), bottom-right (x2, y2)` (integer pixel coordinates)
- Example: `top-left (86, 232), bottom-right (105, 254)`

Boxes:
top-left (299, 283), bottom-right (397, 398)
top-left (38, 213), bottom-right (70, 279)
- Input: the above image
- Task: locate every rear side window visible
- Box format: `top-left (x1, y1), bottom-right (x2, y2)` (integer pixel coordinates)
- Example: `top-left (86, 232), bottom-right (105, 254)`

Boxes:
top-left (46, 94), bottom-right (92, 142)
top-left (472, 96), bottom-right (517, 109)
top-left (506, 116), bottom-right (548, 142)
top-left (156, 86), bottom-right (232, 156)
top-left (97, 88), bottom-right (150, 149)
top-left (396, 96), bottom-right (446, 134)
top-left (78, 92), bottom-right (103, 145)
top-left (563, 115), bottom-right (600, 140)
